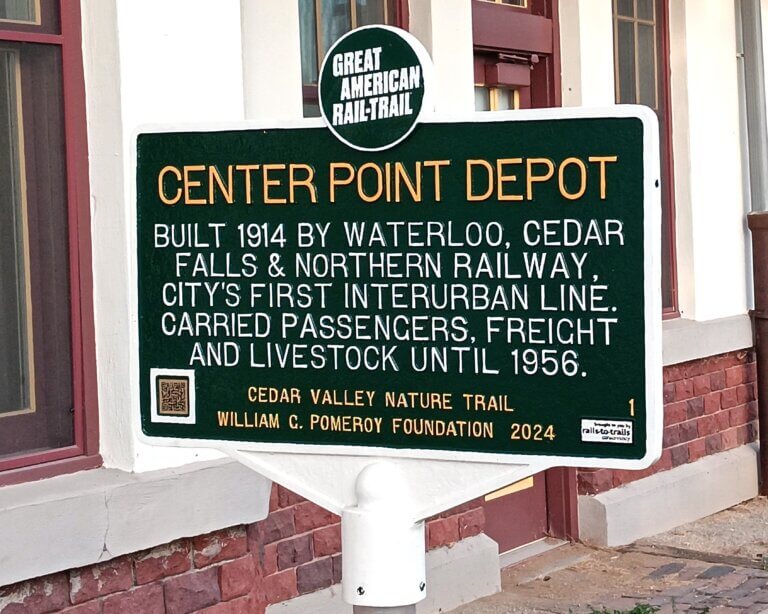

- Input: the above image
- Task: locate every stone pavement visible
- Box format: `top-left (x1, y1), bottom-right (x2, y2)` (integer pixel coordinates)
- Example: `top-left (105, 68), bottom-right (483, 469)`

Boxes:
top-left (453, 498), bottom-right (768, 614)
top-left (639, 497), bottom-right (768, 562)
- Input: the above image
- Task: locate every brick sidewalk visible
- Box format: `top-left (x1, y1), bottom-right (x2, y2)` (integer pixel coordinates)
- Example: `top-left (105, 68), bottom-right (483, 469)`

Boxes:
top-left (603, 564), bottom-right (768, 613)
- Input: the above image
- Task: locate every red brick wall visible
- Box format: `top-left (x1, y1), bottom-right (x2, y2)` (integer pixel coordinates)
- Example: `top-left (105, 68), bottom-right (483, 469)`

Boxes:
top-left (0, 485), bottom-right (484, 614)
top-left (578, 349), bottom-right (758, 495)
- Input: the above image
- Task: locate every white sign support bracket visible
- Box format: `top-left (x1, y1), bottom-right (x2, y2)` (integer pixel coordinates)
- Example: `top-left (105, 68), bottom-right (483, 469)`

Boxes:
top-left (228, 449), bottom-right (546, 610)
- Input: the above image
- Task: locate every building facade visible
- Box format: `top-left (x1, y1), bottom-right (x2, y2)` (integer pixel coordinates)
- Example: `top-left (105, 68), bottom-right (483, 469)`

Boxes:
top-left (0, 1), bottom-right (763, 612)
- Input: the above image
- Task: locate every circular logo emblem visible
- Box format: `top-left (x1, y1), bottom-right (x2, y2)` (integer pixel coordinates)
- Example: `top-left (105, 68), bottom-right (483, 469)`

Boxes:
top-left (318, 25), bottom-right (431, 152)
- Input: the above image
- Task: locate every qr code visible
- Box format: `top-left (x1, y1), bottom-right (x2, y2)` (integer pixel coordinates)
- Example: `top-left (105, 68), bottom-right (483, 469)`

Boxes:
top-left (157, 377), bottom-right (190, 416)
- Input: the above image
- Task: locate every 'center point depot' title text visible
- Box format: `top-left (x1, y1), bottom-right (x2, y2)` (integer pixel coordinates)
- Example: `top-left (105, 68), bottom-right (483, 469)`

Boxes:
top-left (156, 156), bottom-right (619, 206)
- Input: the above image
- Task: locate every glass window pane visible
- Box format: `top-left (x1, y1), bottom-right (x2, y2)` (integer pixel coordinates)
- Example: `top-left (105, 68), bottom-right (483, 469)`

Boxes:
top-left (637, 0), bottom-right (654, 21)
top-left (661, 195), bottom-right (673, 309)
top-left (0, 49), bottom-right (31, 415)
top-left (616, 0), bottom-right (634, 17)
top-left (319, 0), bottom-right (352, 59)
top-left (356, 0), bottom-right (385, 26)
top-left (499, 0), bottom-right (527, 6)
top-left (0, 0), bottom-right (37, 23)
top-left (474, 86), bottom-right (491, 111)
top-left (637, 23), bottom-right (658, 109)
top-left (617, 20), bottom-right (637, 104)
top-left (303, 100), bottom-right (321, 118)
top-left (495, 88), bottom-right (514, 111)
top-left (299, 0), bottom-right (319, 86)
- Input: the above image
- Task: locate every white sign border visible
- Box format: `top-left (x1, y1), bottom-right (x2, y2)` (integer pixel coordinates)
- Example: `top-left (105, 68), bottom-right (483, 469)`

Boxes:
top-left (132, 104), bottom-right (663, 471)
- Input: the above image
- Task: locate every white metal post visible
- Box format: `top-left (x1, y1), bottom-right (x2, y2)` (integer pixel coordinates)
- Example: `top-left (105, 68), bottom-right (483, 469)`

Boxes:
top-left (342, 463), bottom-right (427, 610)
top-left (353, 606), bottom-right (416, 613)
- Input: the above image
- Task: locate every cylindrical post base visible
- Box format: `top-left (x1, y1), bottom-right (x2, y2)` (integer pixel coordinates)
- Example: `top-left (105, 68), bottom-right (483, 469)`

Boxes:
top-left (353, 606), bottom-right (417, 614)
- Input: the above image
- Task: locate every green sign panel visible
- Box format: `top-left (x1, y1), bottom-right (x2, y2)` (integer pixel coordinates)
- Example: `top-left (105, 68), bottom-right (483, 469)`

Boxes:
top-left (136, 109), bottom-right (662, 468)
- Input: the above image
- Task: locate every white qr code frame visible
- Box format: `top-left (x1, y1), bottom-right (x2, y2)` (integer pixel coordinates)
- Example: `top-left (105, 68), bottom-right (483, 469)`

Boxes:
top-left (150, 368), bottom-right (196, 424)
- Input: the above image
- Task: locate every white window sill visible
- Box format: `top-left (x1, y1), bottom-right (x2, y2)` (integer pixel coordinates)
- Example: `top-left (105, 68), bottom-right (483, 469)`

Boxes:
top-left (663, 314), bottom-right (753, 366)
top-left (0, 458), bottom-right (271, 587)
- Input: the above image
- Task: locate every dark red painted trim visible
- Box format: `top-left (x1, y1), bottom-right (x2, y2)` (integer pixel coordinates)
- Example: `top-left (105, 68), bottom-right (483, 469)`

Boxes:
top-left (0, 29), bottom-right (62, 44)
top-left (548, 0), bottom-right (562, 108)
top-left (545, 468), bottom-right (579, 540)
top-left (472, 1), bottom-right (553, 55)
top-left (0, 452), bottom-right (102, 487)
top-left (395, 0), bottom-right (409, 30)
top-left (473, 55), bottom-right (485, 83)
top-left (303, 84), bottom-right (319, 102)
top-left (60, 0), bottom-right (99, 457)
top-left (484, 62), bottom-right (531, 88)
top-left (659, 0), bottom-right (679, 317)
top-left (517, 86), bottom-right (532, 109)
top-left (0, 445), bottom-right (82, 473)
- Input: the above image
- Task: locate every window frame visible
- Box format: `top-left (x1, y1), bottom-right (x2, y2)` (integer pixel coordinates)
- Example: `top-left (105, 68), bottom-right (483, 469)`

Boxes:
top-left (300, 0), bottom-right (410, 113)
top-left (0, 0), bottom-right (99, 485)
top-left (612, 0), bottom-right (679, 317)
top-left (477, 0), bottom-right (528, 10)
top-left (311, 0), bottom-right (397, 67)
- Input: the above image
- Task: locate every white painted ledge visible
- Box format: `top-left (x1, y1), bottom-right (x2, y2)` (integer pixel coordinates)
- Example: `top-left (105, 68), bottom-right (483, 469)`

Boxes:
top-left (663, 314), bottom-right (753, 366)
top-left (267, 534), bottom-right (501, 614)
top-left (579, 443), bottom-right (759, 547)
top-left (0, 459), bottom-right (271, 587)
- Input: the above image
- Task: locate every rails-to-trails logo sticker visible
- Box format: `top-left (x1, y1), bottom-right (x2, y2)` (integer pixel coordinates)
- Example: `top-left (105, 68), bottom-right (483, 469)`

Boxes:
top-left (318, 25), bottom-right (432, 151)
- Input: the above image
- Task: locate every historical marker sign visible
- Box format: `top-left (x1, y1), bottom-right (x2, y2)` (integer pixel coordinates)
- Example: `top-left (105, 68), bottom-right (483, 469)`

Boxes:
top-left (136, 27), bottom-right (661, 469)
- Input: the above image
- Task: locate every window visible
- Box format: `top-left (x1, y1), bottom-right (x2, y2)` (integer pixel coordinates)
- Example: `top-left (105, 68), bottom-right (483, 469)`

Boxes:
top-left (0, 0), bottom-right (40, 24)
top-left (474, 86), bottom-right (519, 111)
top-left (299, 0), bottom-right (403, 117)
top-left (0, 0), bottom-right (97, 482)
top-left (480, 0), bottom-right (527, 6)
top-left (613, 0), bottom-right (677, 313)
